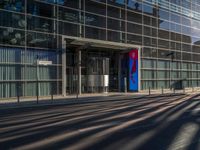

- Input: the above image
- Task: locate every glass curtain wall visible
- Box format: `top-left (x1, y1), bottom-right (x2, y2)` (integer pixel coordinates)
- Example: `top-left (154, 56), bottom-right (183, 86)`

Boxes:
top-left (1, 0), bottom-right (200, 98)
top-left (0, 0), bottom-right (62, 98)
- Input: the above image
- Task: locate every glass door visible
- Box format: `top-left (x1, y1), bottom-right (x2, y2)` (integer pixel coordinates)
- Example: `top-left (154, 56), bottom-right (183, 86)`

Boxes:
top-left (66, 67), bottom-right (77, 94)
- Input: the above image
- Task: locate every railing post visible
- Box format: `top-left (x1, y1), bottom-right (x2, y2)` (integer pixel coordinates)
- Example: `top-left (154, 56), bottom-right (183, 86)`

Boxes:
top-left (149, 87), bottom-right (151, 95)
top-left (17, 82), bottom-right (20, 103)
top-left (17, 94), bottom-right (20, 103)
top-left (36, 57), bottom-right (39, 104)
top-left (51, 85), bottom-right (53, 101)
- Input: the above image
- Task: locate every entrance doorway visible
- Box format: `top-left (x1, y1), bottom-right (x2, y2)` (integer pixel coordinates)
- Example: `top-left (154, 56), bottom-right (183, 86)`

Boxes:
top-left (65, 47), bottom-right (139, 94)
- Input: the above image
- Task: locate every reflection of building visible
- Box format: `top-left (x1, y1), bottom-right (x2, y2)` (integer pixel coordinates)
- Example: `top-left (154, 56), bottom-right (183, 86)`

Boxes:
top-left (0, 0), bottom-right (200, 98)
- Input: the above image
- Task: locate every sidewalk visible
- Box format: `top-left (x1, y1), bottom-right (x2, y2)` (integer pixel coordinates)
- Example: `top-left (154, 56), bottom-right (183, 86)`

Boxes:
top-left (0, 89), bottom-right (190, 110)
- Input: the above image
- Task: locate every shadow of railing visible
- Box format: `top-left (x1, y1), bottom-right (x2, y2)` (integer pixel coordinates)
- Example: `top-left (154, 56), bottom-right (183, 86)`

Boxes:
top-left (0, 94), bottom-right (199, 150)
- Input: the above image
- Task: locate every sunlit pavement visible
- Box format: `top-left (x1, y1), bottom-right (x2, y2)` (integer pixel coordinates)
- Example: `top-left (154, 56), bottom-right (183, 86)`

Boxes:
top-left (0, 94), bottom-right (200, 150)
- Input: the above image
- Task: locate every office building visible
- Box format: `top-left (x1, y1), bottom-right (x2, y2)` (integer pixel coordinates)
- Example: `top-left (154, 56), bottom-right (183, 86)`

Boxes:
top-left (0, 0), bottom-right (200, 98)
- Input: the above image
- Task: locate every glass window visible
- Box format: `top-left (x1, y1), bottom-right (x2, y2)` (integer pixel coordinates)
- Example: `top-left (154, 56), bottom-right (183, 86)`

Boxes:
top-left (85, 0), bottom-right (106, 15)
top-left (182, 35), bottom-right (191, 44)
top-left (56, 0), bottom-right (79, 8)
top-left (127, 11), bottom-right (142, 24)
top-left (182, 1), bottom-right (191, 9)
top-left (127, 34), bottom-right (142, 45)
top-left (158, 39), bottom-right (169, 49)
top-left (0, 0), bottom-right (24, 12)
top-left (59, 21), bottom-right (80, 37)
top-left (170, 13), bottom-right (181, 24)
top-left (159, 9), bottom-right (169, 20)
top-left (27, 1), bottom-right (54, 18)
top-left (182, 62), bottom-right (190, 70)
top-left (85, 13), bottom-right (106, 28)
top-left (141, 59), bottom-right (156, 68)
top-left (27, 32), bottom-right (56, 49)
top-left (107, 31), bottom-right (121, 42)
top-left (142, 47), bottom-right (157, 58)
top-left (170, 42), bottom-right (176, 49)
top-left (182, 52), bottom-right (191, 61)
top-left (191, 19), bottom-right (200, 29)
top-left (157, 80), bottom-right (169, 89)
top-left (176, 42), bottom-right (181, 50)
top-left (143, 37), bottom-right (157, 47)
top-left (143, 3), bottom-right (153, 14)
top-left (27, 15), bottom-right (54, 33)
top-left (127, 23), bottom-right (142, 34)
top-left (143, 15), bottom-right (157, 27)
top-left (182, 26), bottom-right (191, 35)
top-left (144, 26), bottom-right (157, 37)
top-left (0, 47), bottom-right (24, 63)
top-left (192, 63), bottom-right (198, 70)
top-left (142, 70), bottom-right (156, 79)
top-left (141, 80), bottom-right (157, 90)
top-left (157, 60), bottom-right (169, 69)
top-left (107, 6), bottom-right (125, 19)
top-left (59, 7), bottom-right (80, 23)
top-left (170, 23), bottom-right (181, 33)
top-left (0, 10), bottom-right (25, 29)
top-left (176, 33), bottom-right (182, 41)
top-left (192, 45), bottom-right (200, 53)
top-left (157, 70), bottom-right (170, 79)
top-left (107, 18), bottom-right (121, 31)
top-left (158, 50), bottom-right (175, 60)
top-left (182, 44), bottom-right (191, 52)
top-left (182, 16), bottom-right (191, 27)
top-left (159, 20), bottom-right (170, 30)
top-left (0, 27), bottom-right (25, 46)
top-left (85, 26), bottom-right (106, 40)
top-left (191, 28), bottom-right (200, 38)
top-left (127, 0), bottom-right (142, 11)
top-left (158, 29), bottom-right (169, 39)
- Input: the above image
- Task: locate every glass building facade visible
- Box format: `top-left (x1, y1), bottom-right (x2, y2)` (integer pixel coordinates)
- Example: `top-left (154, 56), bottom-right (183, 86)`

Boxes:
top-left (1, 0), bottom-right (200, 98)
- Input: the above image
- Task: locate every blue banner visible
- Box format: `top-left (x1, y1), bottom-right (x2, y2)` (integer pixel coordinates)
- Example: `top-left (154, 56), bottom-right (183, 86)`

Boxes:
top-left (129, 49), bottom-right (139, 91)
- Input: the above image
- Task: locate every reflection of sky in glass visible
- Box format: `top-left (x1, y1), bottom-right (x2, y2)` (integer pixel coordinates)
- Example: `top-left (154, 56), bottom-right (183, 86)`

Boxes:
top-left (116, 0), bottom-right (125, 5)
top-left (143, 4), bottom-right (153, 14)
top-left (159, 21), bottom-right (169, 30)
top-left (127, 0), bottom-right (142, 10)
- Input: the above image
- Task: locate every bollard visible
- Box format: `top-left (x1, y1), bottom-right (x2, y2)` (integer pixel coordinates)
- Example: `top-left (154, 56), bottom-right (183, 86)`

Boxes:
top-left (37, 95), bottom-right (39, 104)
top-left (162, 87), bottom-right (164, 95)
top-left (51, 91), bottom-right (53, 101)
top-left (17, 84), bottom-right (20, 103)
top-left (149, 87), bottom-right (151, 95)
top-left (51, 84), bottom-right (54, 101)
top-left (124, 77), bottom-right (127, 93)
top-left (192, 87), bottom-right (194, 92)
top-left (173, 88), bottom-right (175, 94)
top-left (183, 87), bottom-right (185, 93)
top-left (17, 95), bottom-right (20, 103)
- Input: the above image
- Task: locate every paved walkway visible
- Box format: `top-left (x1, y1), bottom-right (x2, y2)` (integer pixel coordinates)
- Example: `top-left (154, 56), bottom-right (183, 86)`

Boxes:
top-left (0, 93), bottom-right (198, 150)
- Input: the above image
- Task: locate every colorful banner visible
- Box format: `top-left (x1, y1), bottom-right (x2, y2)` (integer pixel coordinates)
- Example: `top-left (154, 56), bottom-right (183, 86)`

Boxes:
top-left (129, 49), bottom-right (139, 91)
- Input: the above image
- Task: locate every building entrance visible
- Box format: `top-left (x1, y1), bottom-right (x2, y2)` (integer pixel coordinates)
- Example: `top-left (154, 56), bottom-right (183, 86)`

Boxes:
top-left (65, 47), bottom-right (139, 95)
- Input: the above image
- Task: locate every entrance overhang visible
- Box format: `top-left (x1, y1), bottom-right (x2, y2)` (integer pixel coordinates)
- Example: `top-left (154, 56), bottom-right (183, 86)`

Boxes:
top-left (62, 36), bottom-right (141, 51)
